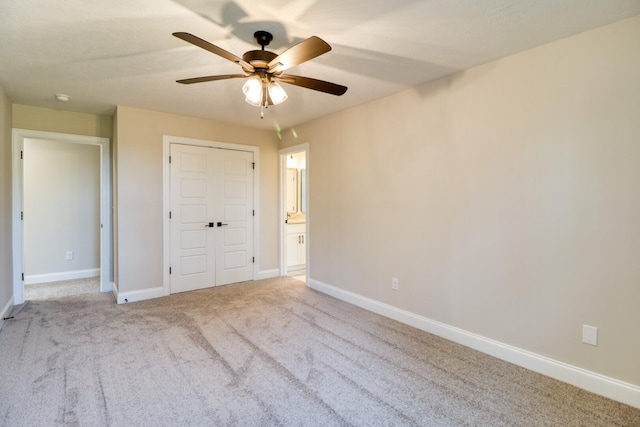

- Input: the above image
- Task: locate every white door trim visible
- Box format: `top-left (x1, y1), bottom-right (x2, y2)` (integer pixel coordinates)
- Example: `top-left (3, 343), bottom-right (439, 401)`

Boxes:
top-left (162, 135), bottom-right (260, 296)
top-left (11, 129), bottom-right (112, 304)
top-left (279, 143), bottom-right (309, 280)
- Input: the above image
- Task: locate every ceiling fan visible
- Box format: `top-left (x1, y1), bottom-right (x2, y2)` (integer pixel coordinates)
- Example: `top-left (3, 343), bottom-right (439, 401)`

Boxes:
top-left (173, 31), bottom-right (348, 118)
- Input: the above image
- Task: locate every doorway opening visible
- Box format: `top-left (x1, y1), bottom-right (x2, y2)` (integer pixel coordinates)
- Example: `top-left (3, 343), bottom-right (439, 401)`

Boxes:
top-left (280, 144), bottom-right (308, 282)
top-left (12, 129), bottom-right (112, 304)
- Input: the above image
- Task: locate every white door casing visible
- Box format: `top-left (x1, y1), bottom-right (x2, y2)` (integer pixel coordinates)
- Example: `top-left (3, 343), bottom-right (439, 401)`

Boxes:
top-left (169, 143), bottom-right (254, 294)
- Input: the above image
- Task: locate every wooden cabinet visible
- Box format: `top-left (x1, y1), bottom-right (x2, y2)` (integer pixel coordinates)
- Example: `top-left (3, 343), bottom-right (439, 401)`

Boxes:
top-left (286, 223), bottom-right (306, 273)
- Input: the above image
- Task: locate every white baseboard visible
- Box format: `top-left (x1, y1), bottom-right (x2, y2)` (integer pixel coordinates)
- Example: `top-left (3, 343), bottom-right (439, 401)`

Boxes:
top-left (257, 269), bottom-right (280, 280)
top-left (116, 286), bottom-right (166, 305)
top-left (0, 296), bottom-right (15, 331)
top-left (114, 270), bottom-right (279, 305)
top-left (25, 268), bottom-right (100, 285)
top-left (308, 278), bottom-right (640, 410)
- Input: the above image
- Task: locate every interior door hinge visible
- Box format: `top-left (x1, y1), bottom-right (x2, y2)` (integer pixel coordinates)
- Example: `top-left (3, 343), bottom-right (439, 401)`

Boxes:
top-left (169, 267), bottom-right (172, 274)
top-left (169, 211), bottom-right (172, 219)
top-left (252, 162), bottom-right (255, 170)
top-left (21, 273), bottom-right (24, 281)
top-left (20, 151), bottom-right (23, 160)
top-left (252, 257), bottom-right (255, 263)
top-left (252, 210), bottom-right (255, 216)
top-left (21, 211), bottom-right (23, 220)
top-left (169, 155), bottom-right (172, 163)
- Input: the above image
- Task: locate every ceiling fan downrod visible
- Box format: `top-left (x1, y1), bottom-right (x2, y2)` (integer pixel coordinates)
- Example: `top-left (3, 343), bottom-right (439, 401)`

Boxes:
top-left (253, 31), bottom-right (273, 50)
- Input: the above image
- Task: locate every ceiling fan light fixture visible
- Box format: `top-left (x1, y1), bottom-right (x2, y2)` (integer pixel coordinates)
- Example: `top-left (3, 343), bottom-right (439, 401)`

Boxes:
top-left (268, 81), bottom-right (288, 105)
top-left (174, 30), bottom-right (346, 115)
top-left (242, 76), bottom-right (263, 106)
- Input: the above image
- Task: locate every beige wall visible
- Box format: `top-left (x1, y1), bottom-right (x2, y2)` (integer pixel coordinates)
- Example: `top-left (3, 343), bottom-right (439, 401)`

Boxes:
top-left (281, 15), bottom-right (640, 386)
top-left (0, 86), bottom-right (13, 314)
top-left (13, 105), bottom-right (112, 138)
top-left (114, 106), bottom-right (280, 293)
top-left (23, 139), bottom-right (100, 276)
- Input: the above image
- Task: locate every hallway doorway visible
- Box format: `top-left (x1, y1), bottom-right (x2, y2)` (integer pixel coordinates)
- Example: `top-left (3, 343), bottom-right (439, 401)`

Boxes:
top-left (12, 129), bottom-right (112, 305)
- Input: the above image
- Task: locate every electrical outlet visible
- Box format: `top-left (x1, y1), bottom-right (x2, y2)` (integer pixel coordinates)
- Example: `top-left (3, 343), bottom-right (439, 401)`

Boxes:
top-left (582, 325), bottom-right (598, 346)
top-left (391, 277), bottom-right (399, 290)
top-left (66, 251), bottom-right (74, 260)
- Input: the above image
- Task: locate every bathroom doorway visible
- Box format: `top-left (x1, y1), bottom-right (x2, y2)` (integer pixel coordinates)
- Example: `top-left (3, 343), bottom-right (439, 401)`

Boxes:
top-left (280, 144), bottom-right (308, 282)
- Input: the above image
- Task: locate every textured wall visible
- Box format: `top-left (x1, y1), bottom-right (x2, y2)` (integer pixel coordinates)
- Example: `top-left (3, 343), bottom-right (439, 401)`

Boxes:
top-left (280, 16), bottom-right (640, 385)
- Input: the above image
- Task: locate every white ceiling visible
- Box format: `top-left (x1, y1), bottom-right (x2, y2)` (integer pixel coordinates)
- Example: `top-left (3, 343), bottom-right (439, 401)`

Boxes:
top-left (1, 1), bottom-right (639, 131)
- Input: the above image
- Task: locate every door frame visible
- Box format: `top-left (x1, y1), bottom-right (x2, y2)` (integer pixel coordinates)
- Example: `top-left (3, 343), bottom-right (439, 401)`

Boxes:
top-left (162, 135), bottom-right (260, 296)
top-left (279, 143), bottom-right (309, 280)
top-left (11, 129), bottom-right (112, 304)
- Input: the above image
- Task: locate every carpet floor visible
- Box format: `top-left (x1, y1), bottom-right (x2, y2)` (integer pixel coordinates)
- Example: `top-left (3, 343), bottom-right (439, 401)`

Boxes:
top-left (24, 277), bottom-right (100, 301)
top-left (0, 277), bottom-right (638, 426)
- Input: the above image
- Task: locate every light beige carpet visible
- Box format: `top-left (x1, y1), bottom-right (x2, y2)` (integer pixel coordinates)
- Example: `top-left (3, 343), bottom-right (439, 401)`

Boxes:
top-left (1, 277), bottom-right (638, 426)
top-left (24, 276), bottom-right (100, 300)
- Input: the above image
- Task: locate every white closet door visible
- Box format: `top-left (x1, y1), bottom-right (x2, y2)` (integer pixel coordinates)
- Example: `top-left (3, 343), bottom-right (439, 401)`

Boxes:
top-left (170, 144), bottom-right (253, 293)
top-left (215, 148), bottom-right (254, 286)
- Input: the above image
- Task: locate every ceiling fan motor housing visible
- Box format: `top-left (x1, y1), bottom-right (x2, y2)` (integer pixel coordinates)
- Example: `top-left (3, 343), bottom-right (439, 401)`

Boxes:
top-left (242, 50), bottom-right (278, 72)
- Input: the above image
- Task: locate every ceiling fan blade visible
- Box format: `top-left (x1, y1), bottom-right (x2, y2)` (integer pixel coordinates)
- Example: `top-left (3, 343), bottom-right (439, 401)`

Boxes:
top-left (173, 32), bottom-right (254, 72)
top-left (276, 74), bottom-right (348, 96)
top-left (176, 74), bottom-right (248, 84)
top-left (268, 36), bottom-right (331, 73)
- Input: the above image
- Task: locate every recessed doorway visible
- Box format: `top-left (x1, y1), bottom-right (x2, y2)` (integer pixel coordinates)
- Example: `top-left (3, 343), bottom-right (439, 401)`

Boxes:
top-left (280, 144), bottom-right (308, 282)
top-left (12, 129), bottom-right (112, 305)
